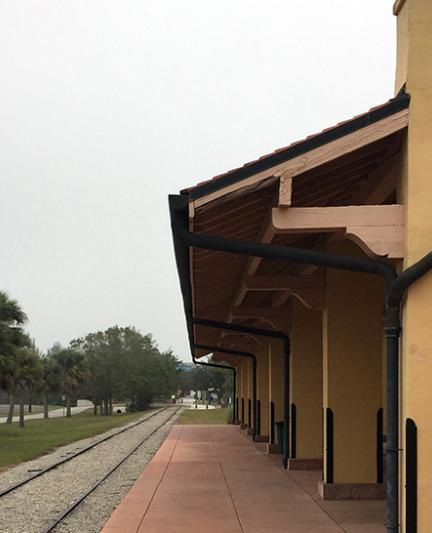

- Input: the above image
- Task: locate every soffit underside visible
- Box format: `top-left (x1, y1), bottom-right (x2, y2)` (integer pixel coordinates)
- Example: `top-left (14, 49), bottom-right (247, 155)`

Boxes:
top-left (191, 130), bottom-right (405, 350)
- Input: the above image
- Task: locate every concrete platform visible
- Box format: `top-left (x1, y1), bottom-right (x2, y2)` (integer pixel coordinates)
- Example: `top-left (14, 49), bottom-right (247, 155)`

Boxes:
top-left (102, 425), bottom-right (385, 533)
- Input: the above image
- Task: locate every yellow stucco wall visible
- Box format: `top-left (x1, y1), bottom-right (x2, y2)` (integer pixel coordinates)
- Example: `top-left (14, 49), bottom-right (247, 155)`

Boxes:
top-left (395, 1), bottom-right (432, 530)
top-left (256, 344), bottom-right (270, 437)
top-left (247, 359), bottom-right (254, 427)
top-left (269, 340), bottom-right (284, 443)
top-left (291, 299), bottom-right (323, 459)
top-left (323, 241), bottom-right (384, 484)
top-left (395, 0), bottom-right (410, 93)
top-left (234, 360), bottom-right (242, 422)
top-left (241, 359), bottom-right (250, 425)
top-left (211, 354), bottom-right (241, 421)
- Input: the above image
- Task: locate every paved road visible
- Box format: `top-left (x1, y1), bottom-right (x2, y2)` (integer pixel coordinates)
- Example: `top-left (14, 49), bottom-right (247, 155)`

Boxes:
top-left (0, 405), bottom-right (91, 424)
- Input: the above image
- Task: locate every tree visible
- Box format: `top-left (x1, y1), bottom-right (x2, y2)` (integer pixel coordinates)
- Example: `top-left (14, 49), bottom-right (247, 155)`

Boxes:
top-left (13, 346), bottom-right (41, 427)
top-left (186, 361), bottom-right (232, 404)
top-left (0, 291), bottom-right (27, 325)
top-left (72, 326), bottom-right (179, 413)
top-left (54, 349), bottom-right (91, 417)
top-left (38, 355), bottom-right (62, 419)
top-left (71, 328), bottom-right (124, 415)
top-left (0, 292), bottom-right (29, 424)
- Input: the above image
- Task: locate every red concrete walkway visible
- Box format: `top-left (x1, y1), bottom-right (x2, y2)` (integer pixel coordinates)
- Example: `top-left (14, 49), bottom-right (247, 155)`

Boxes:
top-left (102, 425), bottom-right (385, 533)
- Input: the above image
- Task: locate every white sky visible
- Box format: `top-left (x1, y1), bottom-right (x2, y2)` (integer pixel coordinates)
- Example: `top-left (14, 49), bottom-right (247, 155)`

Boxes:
top-left (0, 1), bottom-right (396, 360)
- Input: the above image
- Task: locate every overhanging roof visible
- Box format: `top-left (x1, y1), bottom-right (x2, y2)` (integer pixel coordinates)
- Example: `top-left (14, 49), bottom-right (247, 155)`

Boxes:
top-left (182, 88), bottom-right (410, 201)
top-left (170, 89), bottom-right (410, 360)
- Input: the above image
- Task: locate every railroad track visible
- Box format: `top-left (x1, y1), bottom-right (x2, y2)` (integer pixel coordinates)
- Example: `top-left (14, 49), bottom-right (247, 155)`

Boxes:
top-left (43, 406), bottom-right (182, 533)
top-left (0, 406), bottom-right (170, 498)
top-left (0, 405), bottom-right (183, 533)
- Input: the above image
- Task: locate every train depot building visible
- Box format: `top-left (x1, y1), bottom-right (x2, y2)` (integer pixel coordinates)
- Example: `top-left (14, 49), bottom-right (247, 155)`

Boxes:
top-left (168, 2), bottom-right (432, 532)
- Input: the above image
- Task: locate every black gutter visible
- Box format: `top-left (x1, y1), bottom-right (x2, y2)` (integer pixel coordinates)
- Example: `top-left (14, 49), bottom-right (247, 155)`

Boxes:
top-left (194, 343), bottom-right (256, 438)
top-left (183, 88), bottom-right (409, 200)
top-left (170, 195), bottom-right (396, 286)
top-left (191, 352), bottom-right (237, 424)
top-left (193, 319), bottom-right (290, 467)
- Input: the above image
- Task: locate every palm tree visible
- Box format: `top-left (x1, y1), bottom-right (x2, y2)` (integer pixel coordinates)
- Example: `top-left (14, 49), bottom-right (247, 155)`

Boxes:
top-left (0, 354), bottom-right (18, 423)
top-left (0, 293), bottom-right (29, 424)
top-left (0, 341), bottom-right (38, 427)
top-left (14, 347), bottom-right (40, 427)
top-left (38, 356), bottom-right (62, 419)
top-left (54, 349), bottom-right (91, 417)
top-left (0, 291), bottom-right (27, 325)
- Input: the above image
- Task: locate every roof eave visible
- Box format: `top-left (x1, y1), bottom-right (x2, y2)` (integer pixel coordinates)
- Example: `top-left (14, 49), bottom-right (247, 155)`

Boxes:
top-left (182, 87), bottom-right (410, 201)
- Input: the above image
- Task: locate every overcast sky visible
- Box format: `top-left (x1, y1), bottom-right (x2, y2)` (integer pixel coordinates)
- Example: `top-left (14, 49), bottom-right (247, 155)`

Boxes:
top-left (1, 1), bottom-right (396, 360)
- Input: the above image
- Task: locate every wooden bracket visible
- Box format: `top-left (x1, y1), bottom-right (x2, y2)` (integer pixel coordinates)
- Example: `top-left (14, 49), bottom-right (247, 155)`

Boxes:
top-left (220, 333), bottom-right (261, 345)
top-left (271, 288), bottom-right (325, 311)
top-left (272, 204), bottom-right (404, 259)
top-left (291, 289), bottom-right (325, 310)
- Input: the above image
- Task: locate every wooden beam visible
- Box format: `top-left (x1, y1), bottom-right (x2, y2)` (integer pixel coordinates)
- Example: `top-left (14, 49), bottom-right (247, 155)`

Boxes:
top-left (272, 204), bottom-right (403, 232)
top-left (277, 173), bottom-right (293, 207)
top-left (272, 204), bottom-right (404, 259)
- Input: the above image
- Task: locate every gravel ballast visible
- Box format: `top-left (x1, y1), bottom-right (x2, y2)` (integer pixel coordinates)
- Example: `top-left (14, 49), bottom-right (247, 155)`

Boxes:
top-left (0, 406), bottom-right (182, 533)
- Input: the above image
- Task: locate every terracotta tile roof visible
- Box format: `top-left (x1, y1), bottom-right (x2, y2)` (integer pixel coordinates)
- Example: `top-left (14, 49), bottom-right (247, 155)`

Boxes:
top-left (182, 88), bottom-right (410, 201)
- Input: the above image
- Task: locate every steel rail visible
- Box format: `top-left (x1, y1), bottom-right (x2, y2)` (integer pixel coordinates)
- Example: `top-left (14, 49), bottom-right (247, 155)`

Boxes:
top-left (42, 406), bottom-right (183, 533)
top-left (0, 406), bottom-right (169, 498)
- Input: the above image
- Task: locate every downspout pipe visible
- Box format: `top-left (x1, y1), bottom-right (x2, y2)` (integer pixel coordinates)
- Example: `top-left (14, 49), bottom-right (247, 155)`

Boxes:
top-left (191, 353), bottom-right (237, 424)
top-left (193, 319), bottom-right (290, 468)
top-left (194, 343), bottom-right (257, 440)
top-left (384, 251), bottom-right (432, 533)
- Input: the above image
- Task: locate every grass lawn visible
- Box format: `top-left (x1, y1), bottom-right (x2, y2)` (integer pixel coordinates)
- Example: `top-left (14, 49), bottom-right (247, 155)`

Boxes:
top-left (0, 405), bottom-right (59, 417)
top-left (0, 410), bottom-right (151, 470)
top-left (177, 407), bottom-right (231, 425)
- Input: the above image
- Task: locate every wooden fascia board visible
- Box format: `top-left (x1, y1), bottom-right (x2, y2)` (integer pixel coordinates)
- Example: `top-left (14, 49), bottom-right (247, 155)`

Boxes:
top-left (191, 109), bottom-right (408, 210)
